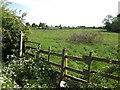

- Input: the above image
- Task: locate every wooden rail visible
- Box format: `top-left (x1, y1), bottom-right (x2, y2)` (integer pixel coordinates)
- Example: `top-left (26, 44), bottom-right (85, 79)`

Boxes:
top-left (24, 41), bottom-right (120, 88)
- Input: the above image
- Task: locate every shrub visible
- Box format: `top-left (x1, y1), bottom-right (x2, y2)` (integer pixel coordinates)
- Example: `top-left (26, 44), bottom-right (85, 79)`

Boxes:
top-left (1, 1), bottom-right (30, 62)
top-left (68, 31), bottom-right (102, 44)
top-left (1, 56), bottom-right (60, 88)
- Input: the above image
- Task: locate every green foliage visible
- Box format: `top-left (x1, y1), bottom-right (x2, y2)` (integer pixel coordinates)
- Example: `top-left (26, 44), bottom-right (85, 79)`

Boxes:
top-left (1, 55), bottom-right (60, 88)
top-left (103, 15), bottom-right (120, 33)
top-left (1, 0), bottom-right (30, 62)
top-left (26, 22), bottom-right (30, 26)
top-left (68, 31), bottom-right (102, 44)
top-left (32, 23), bottom-right (38, 27)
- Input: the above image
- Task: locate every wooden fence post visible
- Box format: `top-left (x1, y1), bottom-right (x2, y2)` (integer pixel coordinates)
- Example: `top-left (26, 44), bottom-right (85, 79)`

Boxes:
top-left (61, 48), bottom-right (68, 81)
top-left (36, 43), bottom-right (41, 59)
top-left (87, 51), bottom-right (93, 83)
top-left (20, 31), bottom-right (24, 56)
top-left (48, 46), bottom-right (51, 63)
top-left (22, 41), bottom-right (25, 55)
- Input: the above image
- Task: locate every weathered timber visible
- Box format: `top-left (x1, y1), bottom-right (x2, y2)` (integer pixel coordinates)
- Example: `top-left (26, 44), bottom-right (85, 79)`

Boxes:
top-left (61, 48), bottom-right (68, 81)
top-left (26, 46), bottom-right (37, 50)
top-left (39, 57), bottom-right (62, 67)
top-left (39, 50), bottom-right (86, 62)
top-left (92, 57), bottom-right (120, 64)
top-left (64, 74), bottom-right (87, 83)
top-left (87, 51), bottom-right (93, 83)
top-left (39, 50), bottom-right (62, 56)
top-left (65, 67), bottom-right (84, 75)
top-left (24, 41), bottom-right (40, 44)
top-left (50, 62), bottom-right (61, 68)
top-left (100, 73), bottom-right (120, 81)
top-left (54, 71), bottom-right (88, 83)
top-left (83, 56), bottom-right (120, 64)
top-left (39, 50), bottom-right (48, 54)
top-left (66, 55), bottom-right (85, 63)
top-left (87, 69), bottom-right (120, 81)
top-left (26, 52), bottom-right (35, 57)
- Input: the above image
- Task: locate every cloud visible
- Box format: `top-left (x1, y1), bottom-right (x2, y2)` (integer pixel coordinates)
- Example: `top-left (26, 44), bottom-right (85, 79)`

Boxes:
top-left (8, 0), bottom-right (120, 26)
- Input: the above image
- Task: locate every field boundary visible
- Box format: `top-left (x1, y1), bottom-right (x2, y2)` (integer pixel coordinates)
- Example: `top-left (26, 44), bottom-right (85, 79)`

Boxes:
top-left (22, 40), bottom-right (120, 88)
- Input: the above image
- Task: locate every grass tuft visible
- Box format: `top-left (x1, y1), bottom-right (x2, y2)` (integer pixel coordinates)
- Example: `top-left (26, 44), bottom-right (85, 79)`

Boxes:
top-left (68, 31), bottom-right (102, 44)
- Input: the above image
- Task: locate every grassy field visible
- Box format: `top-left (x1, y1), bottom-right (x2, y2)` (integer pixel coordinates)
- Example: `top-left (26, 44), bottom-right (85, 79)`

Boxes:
top-left (28, 29), bottom-right (118, 59)
top-left (27, 29), bottom-right (119, 87)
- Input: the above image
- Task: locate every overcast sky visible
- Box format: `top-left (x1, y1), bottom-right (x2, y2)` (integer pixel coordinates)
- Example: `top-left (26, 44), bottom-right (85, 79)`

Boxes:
top-left (8, 0), bottom-right (120, 27)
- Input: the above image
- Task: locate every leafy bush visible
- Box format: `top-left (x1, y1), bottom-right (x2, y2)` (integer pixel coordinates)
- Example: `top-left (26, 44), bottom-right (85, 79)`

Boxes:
top-left (1, 55), bottom-right (60, 88)
top-left (68, 31), bottom-right (102, 44)
top-left (1, 0), bottom-right (30, 62)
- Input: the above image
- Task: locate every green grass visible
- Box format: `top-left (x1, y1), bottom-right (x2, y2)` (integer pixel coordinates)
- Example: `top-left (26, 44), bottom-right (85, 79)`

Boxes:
top-left (28, 29), bottom-right (118, 60)
top-left (27, 29), bottom-right (119, 87)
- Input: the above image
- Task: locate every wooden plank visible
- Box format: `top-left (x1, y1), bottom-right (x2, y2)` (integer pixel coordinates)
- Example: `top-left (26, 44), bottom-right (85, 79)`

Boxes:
top-left (64, 74), bottom-right (87, 83)
top-left (50, 62), bottom-right (61, 67)
top-left (39, 50), bottom-right (62, 56)
top-left (92, 56), bottom-right (120, 64)
top-left (65, 67), bottom-right (85, 75)
top-left (39, 50), bottom-right (86, 63)
top-left (51, 52), bottom-right (62, 57)
top-left (54, 71), bottom-right (87, 83)
top-left (100, 73), bottom-right (120, 81)
top-left (86, 69), bottom-right (120, 81)
top-left (24, 41), bottom-right (40, 44)
top-left (26, 52), bottom-right (35, 57)
top-left (26, 46), bottom-right (37, 50)
top-left (39, 57), bottom-right (62, 67)
top-left (66, 55), bottom-right (85, 63)
top-left (39, 50), bottom-right (48, 54)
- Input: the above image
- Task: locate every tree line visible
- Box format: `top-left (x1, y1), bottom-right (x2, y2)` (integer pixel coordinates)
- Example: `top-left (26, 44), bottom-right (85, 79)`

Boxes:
top-left (26, 14), bottom-right (120, 32)
top-left (26, 22), bottom-right (104, 30)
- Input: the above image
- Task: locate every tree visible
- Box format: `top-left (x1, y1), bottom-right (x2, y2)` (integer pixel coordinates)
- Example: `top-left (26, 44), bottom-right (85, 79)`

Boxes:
top-left (38, 22), bottom-right (46, 29)
top-left (117, 14), bottom-right (120, 17)
top-left (26, 22), bottom-right (30, 26)
top-left (1, 0), bottom-right (30, 62)
top-left (32, 23), bottom-right (37, 27)
top-left (38, 22), bottom-right (42, 27)
top-left (59, 24), bottom-right (62, 29)
top-left (103, 15), bottom-right (120, 33)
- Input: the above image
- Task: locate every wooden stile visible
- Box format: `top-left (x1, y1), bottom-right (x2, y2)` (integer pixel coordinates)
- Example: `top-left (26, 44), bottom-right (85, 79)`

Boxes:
top-left (24, 40), bottom-right (120, 88)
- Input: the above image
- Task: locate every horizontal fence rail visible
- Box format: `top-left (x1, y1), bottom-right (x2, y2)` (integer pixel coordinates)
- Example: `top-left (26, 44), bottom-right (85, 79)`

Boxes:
top-left (23, 41), bottom-right (120, 88)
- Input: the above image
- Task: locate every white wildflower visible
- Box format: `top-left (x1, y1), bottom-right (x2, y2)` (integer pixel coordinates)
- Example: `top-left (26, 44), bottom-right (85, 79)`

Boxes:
top-left (60, 81), bottom-right (66, 88)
